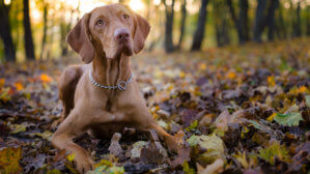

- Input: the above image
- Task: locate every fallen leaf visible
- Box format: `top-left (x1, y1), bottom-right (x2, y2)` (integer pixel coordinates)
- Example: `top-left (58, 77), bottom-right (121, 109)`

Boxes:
top-left (187, 134), bottom-right (225, 165)
top-left (0, 78), bottom-right (5, 88)
top-left (274, 112), bottom-right (303, 127)
top-left (0, 147), bottom-right (22, 174)
top-left (258, 141), bottom-right (290, 165)
top-left (140, 142), bottom-right (168, 164)
top-left (40, 74), bottom-right (53, 83)
top-left (108, 133), bottom-right (123, 156)
top-left (14, 82), bottom-right (24, 91)
top-left (305, 95), bottom-right (310, 107)
top-left (130, 141), bottom-right (148, 161)
top-left (267, 76), bottom-right (276, 87)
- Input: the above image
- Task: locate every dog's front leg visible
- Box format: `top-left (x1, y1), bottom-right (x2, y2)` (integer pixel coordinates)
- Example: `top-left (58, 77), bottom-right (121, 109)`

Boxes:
top-left (52, 109), bottom-right (124, 173)
top-left (148, 122), bottom-right (179, 153)
top-left (52, 109), bottom-right (95, 173)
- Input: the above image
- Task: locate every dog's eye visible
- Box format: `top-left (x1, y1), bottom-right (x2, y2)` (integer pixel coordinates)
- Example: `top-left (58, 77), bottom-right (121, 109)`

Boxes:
top-left (96, 19), bottom-right (104, 26)
top-left (123, 14), bottom-right (129, 20)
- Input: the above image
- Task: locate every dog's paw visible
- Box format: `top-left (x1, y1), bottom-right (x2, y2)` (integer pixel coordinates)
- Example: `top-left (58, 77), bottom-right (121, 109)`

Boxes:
top-left (75, 156), bottom-right (94, 174)
top-left (166, 136), bottom-right (180, 153)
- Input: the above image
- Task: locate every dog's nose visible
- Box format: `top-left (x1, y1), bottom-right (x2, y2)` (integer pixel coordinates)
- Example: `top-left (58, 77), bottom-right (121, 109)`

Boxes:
top-left (114, 28), bottom-right (130, 41)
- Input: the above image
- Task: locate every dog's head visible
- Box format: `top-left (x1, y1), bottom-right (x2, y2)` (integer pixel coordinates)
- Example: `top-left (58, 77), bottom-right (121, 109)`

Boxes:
top-left (67, 4), bottom-right (150, 63)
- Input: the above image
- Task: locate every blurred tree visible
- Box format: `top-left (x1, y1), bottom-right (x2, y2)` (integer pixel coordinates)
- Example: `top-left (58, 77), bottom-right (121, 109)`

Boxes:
top-left (177, 0), bottom-right (186, 49)
top-left (214, 0), bottom-right (231, 47)
top-left (254, 0), bottom-right (279, 42)
top-left (191, 0), bottom-right (209, 51)
top-left (23, 0), bottom-right (35, 60)
top-left (306, 6), bottom-right (310, 36)
top-left (163, 0), bottom-right (175, 53)
top-left (275, 2), bottom-right (287, 39)
top-left (226, 0), bottom-right (249, 44)
top-left (40, 1), bottom-right (48, 59)
top-left (60, 20), bottom-right (70, 56)
top-left (293, 1), bottom-right (302, 37)
top-left (253, 0), bottom-right (267, 42)
top-left (266, 0), bottom-right (279, 41)
top-left (60, 3), bottom-right (72, 56)
top-left (0, 0), bottom-right (16, 61)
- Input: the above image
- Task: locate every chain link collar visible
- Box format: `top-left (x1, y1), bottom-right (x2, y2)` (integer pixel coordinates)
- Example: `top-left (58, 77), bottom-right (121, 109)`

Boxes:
top-left (88, 69), bottom-right (133, 91)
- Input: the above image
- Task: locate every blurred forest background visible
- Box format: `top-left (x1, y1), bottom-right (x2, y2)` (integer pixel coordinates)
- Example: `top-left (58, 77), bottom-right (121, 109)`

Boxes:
top-left (1, 0), bottom-right (310, 62)
top-left (1, 0), bottom-right (310, 173)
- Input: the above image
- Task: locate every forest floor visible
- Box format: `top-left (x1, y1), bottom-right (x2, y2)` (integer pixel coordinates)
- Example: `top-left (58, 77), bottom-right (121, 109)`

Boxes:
top-left (0, 38), bottom-right (310, 174)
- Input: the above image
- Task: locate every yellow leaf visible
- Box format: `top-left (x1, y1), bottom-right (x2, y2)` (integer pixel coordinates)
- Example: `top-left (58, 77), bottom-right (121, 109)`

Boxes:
top-left (14, 82), bottom-right (24, 91)
top-left (10, 123), bottom-right (27, 134)
top-left (199, 63), bottom-right (207, 71)
top-left (0, 87), bottom-right (12, 102)
top-left (167, 84), bottom-right (174, 91)
top-left (0, 78), bottom-right (5, 88)
top-left (40, 74), bottom-right (53, 83)
top-left (267, 113), bottom-right (277, 122)
top-left (226, 71), bottom-right (236, 79)
top-left (288, 86), bottom-right (309, 95)
top-left (179, 71), bottom-right (186, 78)
top-left (232, 151), bottom-right (249, 169)
top-left (152, 113), bottom-right (159, 119)
top-left (267, 76), bottom-right (275, 87)
top-left (67, 153), bottom-right (76, 162)
top-left (0, 147), bottom-right (22, 174)
top-left (297, 86), bottom-right (307, 93)
top-left (47, 169), bottom-right (62, 174)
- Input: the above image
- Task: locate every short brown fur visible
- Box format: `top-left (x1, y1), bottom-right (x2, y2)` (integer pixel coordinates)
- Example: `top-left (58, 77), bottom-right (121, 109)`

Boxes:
top-left (52, 4), bottom-right (178, 173)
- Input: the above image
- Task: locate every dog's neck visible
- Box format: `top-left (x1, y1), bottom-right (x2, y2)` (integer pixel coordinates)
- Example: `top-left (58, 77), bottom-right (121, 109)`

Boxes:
top-left (91, 54), bottom-right (132, 87)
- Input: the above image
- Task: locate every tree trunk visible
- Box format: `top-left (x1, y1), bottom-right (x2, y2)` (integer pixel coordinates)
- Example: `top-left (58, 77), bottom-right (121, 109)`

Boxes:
top-left (60, 20), bottom-right (71, 56)
top-left (253, 0), bottom-right (267, 42)
top-left (191, 0), bottom-right (209, 51)
top-left (0, 0), bottom-right (16, 61)
top-left (40, 3), bottom-right (48, 59)
top-left (275, 2), bottom-right (287, 39)
top-left (23, 0), bottom-right (35, 60)
top-left (227, 0), bottom-right (249, 44)
top-left (164, 0), bottom-right (175, 53)
top-left (177, 0), bottom-right (186, 49)
top-left (294, 2), bottom-right (302, 37)
top-left (266, 0), bottom-right (279, 41)
top-left (226, 0), bottom-right (237, 23)
top-left (306, 6), bottom-right (310, 36)
top-left (214, 0), bottom-right (230, 47)
top-left (238, 0), bottom-right (249, 43)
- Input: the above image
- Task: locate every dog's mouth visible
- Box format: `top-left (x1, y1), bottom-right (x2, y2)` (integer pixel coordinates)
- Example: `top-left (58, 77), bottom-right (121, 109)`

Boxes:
top-left (116, 42), bottom-right (133, 57)
top-left (105, 41), bottom-right (133, 59)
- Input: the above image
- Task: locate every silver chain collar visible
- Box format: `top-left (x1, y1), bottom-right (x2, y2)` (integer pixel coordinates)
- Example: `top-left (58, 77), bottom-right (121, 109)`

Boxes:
top-left (88, 69), bottom-right (133, 91)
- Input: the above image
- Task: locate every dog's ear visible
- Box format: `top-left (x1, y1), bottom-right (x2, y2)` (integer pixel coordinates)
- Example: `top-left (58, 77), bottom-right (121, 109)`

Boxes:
top-left (67, 13), bottom-right (95, 63)
top-left (133, 14), bottom-right (150, 54)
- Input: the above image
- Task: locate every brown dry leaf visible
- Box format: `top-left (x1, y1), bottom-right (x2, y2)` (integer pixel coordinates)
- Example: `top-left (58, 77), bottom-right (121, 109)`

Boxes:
top-left (140, 142), bottom-right (168, 164)
top-left (170, 145), bottom-right (191, 168)
top-left (215, 110), bottom-right (231, 131)
top-left (108, 132), bottom-right (123, 156)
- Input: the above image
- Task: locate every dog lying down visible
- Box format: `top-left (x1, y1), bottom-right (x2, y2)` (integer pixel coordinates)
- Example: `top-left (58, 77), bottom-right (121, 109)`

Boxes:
top-left (52, 3), bottom-right (182, 173)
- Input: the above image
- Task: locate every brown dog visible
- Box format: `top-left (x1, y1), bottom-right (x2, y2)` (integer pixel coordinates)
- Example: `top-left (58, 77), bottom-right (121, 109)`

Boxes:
top-left (52, 4), bottom-right (178, 173)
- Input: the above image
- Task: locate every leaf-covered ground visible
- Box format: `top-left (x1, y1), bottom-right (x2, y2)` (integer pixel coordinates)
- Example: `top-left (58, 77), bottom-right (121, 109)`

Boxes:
top-left (1, 38), bottom-right (310, 174)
